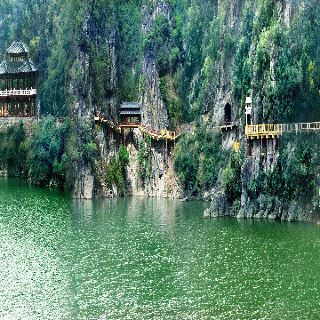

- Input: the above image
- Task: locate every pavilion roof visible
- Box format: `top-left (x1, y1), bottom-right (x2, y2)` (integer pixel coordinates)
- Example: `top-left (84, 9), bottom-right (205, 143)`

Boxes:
top-left (6, 41), bottom-right (29, 55)
top-left (0, 60), bottom-right (37, 75)
top-left (119, 102), bottom-right (141, 116)
top-left (120, 102), bottom-right (141, 110)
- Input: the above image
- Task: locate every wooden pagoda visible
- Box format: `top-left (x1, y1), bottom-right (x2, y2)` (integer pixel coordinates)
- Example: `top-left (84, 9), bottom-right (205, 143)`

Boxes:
top-left (0, 41), bottom-right (38, 117)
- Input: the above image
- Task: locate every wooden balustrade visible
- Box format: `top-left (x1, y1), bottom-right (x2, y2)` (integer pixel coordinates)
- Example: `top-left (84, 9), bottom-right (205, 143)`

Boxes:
top-left (0, 89), bottom-right (37, 97)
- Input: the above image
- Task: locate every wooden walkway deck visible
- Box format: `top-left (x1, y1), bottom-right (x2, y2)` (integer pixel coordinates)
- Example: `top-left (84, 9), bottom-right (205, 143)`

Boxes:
top-left (94, 116), bottom-right (121, 132)
top-left (94, 116), bottom-right (180, 142)
top-left (245, 122), bottom-right (320, 139)
top-left (220, 121), bottom-right (239, 131)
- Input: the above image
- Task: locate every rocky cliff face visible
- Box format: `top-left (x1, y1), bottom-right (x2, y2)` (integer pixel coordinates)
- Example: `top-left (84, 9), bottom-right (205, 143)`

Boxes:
top-left (141, 58), bottom-right (169, 131)
top-left (207, 0), bottom-right (305, 126)
top-left (126, 131), bottom-right (181, 198)
top-left (203, 0), bottom-right (319, 222)
top-left (130, 1), bottom-right (179, 197)
top-left (2, 0), bottom-right (318, 214)
top-left (65, 0), bottom-right (318, 220)
top-left (71, 0), bottom-right (180, 199)
top-left (140, 2), bottom-right (169, 131)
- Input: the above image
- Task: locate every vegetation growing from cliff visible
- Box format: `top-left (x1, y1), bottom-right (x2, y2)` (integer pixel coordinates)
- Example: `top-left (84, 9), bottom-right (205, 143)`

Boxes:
top-left (28, 117), bottom-right (69, 187)
top-left (174, 128), bottom-right (226, 196)
top-left (137, 136), bottom-right (152, 181)
top-left (160, 75), bottom-right (182, 129)
top-left (247, 134), bottom-right (320, 205)
top-left (221, 152), bottom-right (242, 203)
top-left (106, 145), bottom-right (130, 194)
top-left (143, 12), bottom-right (182, 77)
top-left (1, 0), bottom-right (320, 201)
top-left (0, 123), bottom-right (28, 176)
top-left (0, 118), bottom-right (71, 188)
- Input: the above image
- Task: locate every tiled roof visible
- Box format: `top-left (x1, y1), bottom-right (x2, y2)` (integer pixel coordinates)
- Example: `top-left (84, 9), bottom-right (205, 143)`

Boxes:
top-left (120, 110), bottom-right (141, 115)
top-left (0, 60), bottom-right (37, 75)
top-left (120, 102), bottom-right (141, 110)
top-left (6, 41), bottom-right (29, 54)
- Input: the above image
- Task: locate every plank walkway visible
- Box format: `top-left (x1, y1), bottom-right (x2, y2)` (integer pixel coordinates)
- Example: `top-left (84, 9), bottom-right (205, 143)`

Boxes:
top-left (95, 116), bottom-right (320, 141)
top-left (94, 116), bottom-right (180, 141)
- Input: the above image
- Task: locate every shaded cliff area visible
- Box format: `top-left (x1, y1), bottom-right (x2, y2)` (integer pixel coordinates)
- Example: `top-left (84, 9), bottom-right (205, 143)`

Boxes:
top-left (1, 0), bottom-right (320, 221)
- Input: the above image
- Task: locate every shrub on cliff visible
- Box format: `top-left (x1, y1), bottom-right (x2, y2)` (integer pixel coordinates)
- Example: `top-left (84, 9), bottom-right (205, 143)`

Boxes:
top-left (0, 122), bottom-right (27, 176)
top-left (28, 116), bottom-right (68, 188)
top-left (160, 75), bottom-right (183, 129)
top-left (137, 137), bottom-right (152, 181)
top-left (174, 127), bottom-right (226, 196)
top-left (106, 145), bottom-right (130, 194)
top-left (143, 13), bottom-right (182, 76)
top-left (246, 134), bottom-right (320, 205)
top-left (221, 152), bottom-right (242, 203)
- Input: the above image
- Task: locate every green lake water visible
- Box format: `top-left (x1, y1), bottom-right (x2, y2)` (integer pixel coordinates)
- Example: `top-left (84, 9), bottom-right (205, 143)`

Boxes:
top-left (0, 178), bottom-right (320, 319)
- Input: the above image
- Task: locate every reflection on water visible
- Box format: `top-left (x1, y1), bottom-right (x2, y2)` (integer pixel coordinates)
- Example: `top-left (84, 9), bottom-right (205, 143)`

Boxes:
top-left (0, 178), bottom-right (320, 319)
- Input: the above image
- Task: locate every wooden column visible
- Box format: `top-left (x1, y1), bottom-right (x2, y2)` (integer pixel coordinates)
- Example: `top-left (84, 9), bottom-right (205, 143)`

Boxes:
top-left (266, 139), bottom-right (269, 172)
top-left (166, 137), bottom-right (168, 164)
top-left (163, 140), bottom-right (165, 168)
top-left (272, 138), bottom-right (275, 165)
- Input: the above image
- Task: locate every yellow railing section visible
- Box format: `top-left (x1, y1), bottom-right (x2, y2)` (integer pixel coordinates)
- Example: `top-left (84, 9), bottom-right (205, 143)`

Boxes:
top-left (232, 141), bottom-right (241, 153)
top-left (139, 125), bottom-right (179, 141)
top-left (245, 124), bottom-right (282, 138)
top-left (245, 122), bottom-right (320, 139)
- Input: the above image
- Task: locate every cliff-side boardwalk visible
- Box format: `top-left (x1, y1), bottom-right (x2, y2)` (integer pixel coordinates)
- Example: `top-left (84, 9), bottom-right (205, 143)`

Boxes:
top-left (0, 41), bottom-right (37, 117)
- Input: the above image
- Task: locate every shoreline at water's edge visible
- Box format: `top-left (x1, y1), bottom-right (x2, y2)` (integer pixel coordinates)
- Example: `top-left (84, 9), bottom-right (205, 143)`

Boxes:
top-left (1, 174), bottom-right (319, 225)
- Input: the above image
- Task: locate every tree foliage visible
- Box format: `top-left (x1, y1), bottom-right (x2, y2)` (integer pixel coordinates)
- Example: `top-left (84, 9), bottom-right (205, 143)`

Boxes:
top-left (247, 134), bottom-right (320, 204)
top-left (106, 145), bottom-right (130, 194)
top-left (174, 127), bottom-right (226, 195)
top-left (0, 118), bottom-right (70, 188)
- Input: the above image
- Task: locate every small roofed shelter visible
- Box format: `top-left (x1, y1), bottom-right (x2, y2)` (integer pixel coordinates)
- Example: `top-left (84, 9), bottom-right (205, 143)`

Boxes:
top-left (119, 102), bottom-right (141, 125)
top-left (0, 41), bottom-right (38, 117)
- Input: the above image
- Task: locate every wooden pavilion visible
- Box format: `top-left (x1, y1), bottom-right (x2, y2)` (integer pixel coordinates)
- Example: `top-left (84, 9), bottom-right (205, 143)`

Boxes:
top-left (119, 102), bottom-right (141, 128)
top-left (0, 41), bottom-right (38, 117)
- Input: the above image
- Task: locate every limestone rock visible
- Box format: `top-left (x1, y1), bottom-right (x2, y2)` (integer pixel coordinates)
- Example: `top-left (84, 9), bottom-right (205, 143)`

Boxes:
top-left (73, 166), bottom-right (94, 200)
top-left (203, 208), bottom-right (211, 219)
top-left (208, 188), bottom-right (229, 218)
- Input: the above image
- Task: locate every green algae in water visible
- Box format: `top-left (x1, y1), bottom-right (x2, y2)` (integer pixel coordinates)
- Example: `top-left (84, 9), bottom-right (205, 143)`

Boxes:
top-left (0, 178), bottom-right (319, 319)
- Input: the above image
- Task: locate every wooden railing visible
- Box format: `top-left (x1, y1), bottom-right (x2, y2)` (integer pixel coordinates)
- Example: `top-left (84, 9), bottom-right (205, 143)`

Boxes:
top-left (0, 89), bottom-right (37, 97)
top-left (94, 116), bottom-right (121, 132)
top-left (245, 122), bottom-right (320, 139)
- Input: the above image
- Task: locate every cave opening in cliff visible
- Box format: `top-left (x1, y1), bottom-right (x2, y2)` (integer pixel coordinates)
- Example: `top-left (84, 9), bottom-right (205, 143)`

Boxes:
top-left (246, 113), bottom-right (251, 126)
top-left (224, 103), bottom-right (232, 124)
